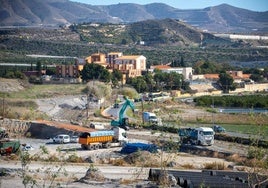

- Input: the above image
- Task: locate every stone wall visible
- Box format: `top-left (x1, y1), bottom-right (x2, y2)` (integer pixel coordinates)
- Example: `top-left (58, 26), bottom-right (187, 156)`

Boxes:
top-left (0, 119), bottom-right (30, 138)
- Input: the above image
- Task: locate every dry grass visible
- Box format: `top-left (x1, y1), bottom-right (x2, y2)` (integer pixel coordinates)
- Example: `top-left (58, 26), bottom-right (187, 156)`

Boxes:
top-left (227, 153), bottom-right (247, 164)
top-left (181, 163), bottom-right (195, 169)
top-left (203, 161), bottom-right (227, 170)
top-left (109, 158), bottom-right (128, 166)
top-left (119, 179), bottom-right (141, 185)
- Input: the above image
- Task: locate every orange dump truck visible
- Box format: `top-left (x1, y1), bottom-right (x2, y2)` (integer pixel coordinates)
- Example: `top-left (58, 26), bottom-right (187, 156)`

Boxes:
top-left (79, 127), bottom-right (128, 150)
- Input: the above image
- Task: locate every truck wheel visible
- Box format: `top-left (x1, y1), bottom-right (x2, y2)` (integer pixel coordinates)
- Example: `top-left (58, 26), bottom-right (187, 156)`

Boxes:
top-left (89, 145), bottom-right (94, 150)
top-left (81, 144), bottom-right (87, 150)
top-left (94, 144), bottom-right (99, 150)
top-left (198, 140), bottom-right (201, 145)
top-left (105, 142), bottom-right (111, 148)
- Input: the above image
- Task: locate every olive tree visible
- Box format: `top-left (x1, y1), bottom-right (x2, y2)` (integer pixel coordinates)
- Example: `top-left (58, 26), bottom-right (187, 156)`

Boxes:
top-left (218, 73), bottom-right (236, 93)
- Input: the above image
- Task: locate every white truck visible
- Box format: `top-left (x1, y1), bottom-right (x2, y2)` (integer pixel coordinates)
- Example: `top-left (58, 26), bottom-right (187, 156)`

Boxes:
top-left (190, 127), bottom-right (215, 146)
top-left (142, 112), bottom-right (161, 125)
top-left (178, 127), bottom-right (215, 146)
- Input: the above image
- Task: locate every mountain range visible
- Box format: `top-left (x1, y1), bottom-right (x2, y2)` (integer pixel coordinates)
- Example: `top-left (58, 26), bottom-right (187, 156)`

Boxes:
top-left (0, 0), bottom-right (267, 33)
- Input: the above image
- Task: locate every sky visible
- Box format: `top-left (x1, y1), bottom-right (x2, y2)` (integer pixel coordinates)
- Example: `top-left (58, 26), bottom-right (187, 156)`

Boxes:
top-left (71, 0), bottom-right (268, 12)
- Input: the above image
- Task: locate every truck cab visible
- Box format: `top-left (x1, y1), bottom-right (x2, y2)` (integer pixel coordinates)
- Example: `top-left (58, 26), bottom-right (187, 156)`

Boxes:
top-left (190, 127), bottom-right (215, 146)
top-left (112, 127), bottom-right (128, 142)
top-left (142, 112), bottom-right (161, 125)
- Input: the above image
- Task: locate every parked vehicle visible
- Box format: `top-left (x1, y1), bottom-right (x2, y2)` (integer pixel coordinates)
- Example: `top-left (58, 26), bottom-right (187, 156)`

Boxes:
top-left (89, 122), bottom-right (105, 130)
top-left (212, 125), bottom-right (226, 133)
top-left (79, 127), bottom-right (128, 150)
top-left (70, 136), bottom-right (79, 143)
top-left (190, 127), bottom-right (215, 146)
top-left (178, 127), bottom-right (215, 146)
top-left (53, 134), bottom-right (70, 144)
top-left (142, 112), bottom-right (161, 125)
top-left (22, 144), bottom-right (34, 151)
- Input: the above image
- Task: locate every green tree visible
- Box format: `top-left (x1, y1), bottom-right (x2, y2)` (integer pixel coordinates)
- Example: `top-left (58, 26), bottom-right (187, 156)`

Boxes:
top-left (45, 68), bottom-right (56, 76)
top-left (81, 63), bottom-right (111, 83)
top-left (127, 76), bottom-right (148, 93)
top-left (111, 69), bottom-right (123, 88)
top-left (250, 74), bottom-right (264, 82)
top-left (218, 73), bottom-right (236, 93)
top-left (144, 72), bottom-right (155, 92)
top-left (121, 38), bottom-right (127, 45)
top-left (180, 56), bottom-right (186, 67)
top-left (36, 61), bottom-right (42, 76)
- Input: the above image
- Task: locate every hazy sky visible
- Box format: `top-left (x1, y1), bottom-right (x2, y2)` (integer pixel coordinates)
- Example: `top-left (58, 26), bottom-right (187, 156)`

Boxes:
top-left (71, 0), bottom-right (268, 12)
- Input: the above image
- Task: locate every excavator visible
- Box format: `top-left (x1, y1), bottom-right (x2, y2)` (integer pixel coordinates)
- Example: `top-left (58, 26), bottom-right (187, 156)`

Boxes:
top-left (111, 97), bottom-right (135, 130)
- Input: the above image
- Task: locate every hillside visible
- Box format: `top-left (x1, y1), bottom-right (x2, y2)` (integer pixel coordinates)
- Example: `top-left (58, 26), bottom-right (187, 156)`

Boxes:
top-left (75, 19), bottom-right (232, 46)
top-left (0, 0), bottom-right (267, 33)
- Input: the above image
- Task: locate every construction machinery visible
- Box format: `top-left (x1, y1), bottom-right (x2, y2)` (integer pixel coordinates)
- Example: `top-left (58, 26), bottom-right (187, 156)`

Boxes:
top-left (110, 97), bottom-right (135, 130)
top-left (0, 127), bottom-right (20, 155)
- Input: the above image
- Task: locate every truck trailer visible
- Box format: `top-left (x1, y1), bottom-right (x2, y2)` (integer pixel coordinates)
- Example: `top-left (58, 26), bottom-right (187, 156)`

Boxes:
top-left (79, 127), bottom-right (127, 150)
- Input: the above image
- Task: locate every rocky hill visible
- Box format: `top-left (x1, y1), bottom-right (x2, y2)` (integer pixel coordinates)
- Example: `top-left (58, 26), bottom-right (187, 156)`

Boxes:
top-left (0, 19), bottom-right (235, 48)
top-left (74, 18), bottom-right (232, 46)
top-left (0, 0), bottom-right (267, 33)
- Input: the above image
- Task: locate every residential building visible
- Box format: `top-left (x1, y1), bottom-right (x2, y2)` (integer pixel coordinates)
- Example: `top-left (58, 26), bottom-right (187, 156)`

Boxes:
top-left (56, 58), bottom-right (85, 78)
top-left (107, 52), bottom-right (123, 69)
top-left (114, 55), bottom-right (146, 83)
top-left (56, 65), bottom-right (79, 78)
top-left (85, 53), bottom-right (108, 68)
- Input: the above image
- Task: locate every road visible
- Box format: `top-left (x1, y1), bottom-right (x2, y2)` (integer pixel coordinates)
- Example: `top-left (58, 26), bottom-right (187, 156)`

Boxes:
top-left (0, 162), bottom-right (150, 180)
top-left (0, 161), bottom-right (152, 188)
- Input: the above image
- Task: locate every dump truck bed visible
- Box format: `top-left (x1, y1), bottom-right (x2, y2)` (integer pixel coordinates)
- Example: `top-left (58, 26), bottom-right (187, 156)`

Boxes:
top-left (79, 130), bottom-right (114, 145)
top-left (79, 135), bottom-right (113, 145)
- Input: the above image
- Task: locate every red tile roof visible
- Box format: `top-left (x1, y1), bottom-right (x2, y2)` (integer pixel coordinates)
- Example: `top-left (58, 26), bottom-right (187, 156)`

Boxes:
top-left (151, 65), bottom-right (171, 70)
top-left (204, 74), bottom-right (219, 79)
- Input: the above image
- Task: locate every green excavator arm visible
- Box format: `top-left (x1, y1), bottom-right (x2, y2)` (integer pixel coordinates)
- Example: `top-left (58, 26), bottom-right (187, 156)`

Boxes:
top-left (111, 97), bottom-right (135, 130)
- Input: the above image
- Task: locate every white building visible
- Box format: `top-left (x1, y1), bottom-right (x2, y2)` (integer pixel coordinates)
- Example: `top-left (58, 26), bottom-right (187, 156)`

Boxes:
top-left (151, 65), bottom-right (193, 80)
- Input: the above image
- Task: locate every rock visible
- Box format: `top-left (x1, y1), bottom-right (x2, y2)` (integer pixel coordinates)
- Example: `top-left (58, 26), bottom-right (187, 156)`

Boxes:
top-left (158, 170), bottom-right (177, 187)
top-left (167, 161), bottom-right (177, 167)
top-left (81, 167), bottom-right (105, 181)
